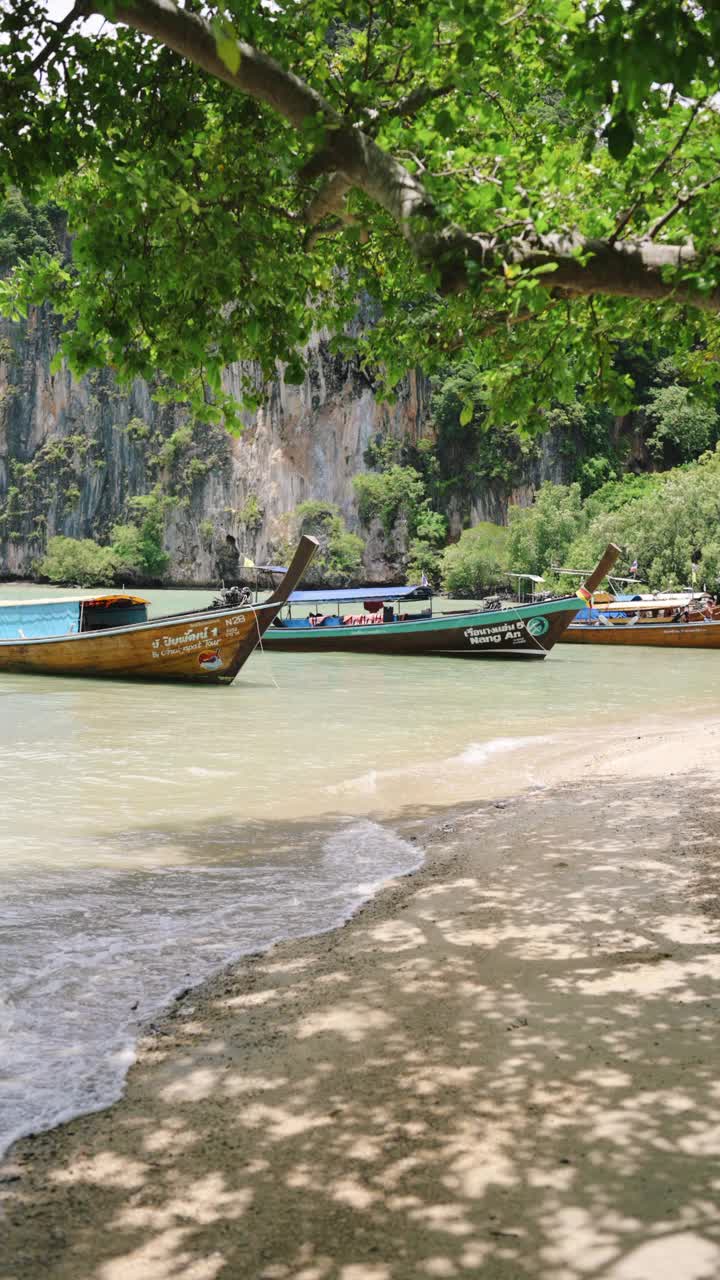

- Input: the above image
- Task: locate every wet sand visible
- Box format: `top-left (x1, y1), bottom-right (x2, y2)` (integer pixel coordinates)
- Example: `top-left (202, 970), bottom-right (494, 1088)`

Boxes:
top-left (3, 722), bottom-right (720, 1280)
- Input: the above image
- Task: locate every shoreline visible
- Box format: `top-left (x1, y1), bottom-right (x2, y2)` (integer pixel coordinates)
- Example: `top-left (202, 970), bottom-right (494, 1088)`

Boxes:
top-left (3, 718), bottom-right (720, 1279)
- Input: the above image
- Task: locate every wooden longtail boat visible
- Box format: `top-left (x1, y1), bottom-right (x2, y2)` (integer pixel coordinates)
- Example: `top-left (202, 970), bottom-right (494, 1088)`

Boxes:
top-left (260, 544), bottom-right (619, 659)
top-left (563, 592), bottom-right (720, 648)
top-left (0, 536), bottom-right (317, 683)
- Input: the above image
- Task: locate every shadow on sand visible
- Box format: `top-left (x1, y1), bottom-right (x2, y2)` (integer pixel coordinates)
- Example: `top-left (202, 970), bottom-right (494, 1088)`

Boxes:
top-left (3, 775), bottom-right (720, 1280)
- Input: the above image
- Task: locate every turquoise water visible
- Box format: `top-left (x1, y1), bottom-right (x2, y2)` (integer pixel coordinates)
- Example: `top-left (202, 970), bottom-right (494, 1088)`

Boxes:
top-left (2, 583), bottom-right (719, 1155)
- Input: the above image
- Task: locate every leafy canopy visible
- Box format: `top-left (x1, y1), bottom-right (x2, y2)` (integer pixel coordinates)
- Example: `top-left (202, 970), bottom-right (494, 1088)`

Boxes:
top-left (3, 1), bottom-right (720, 427)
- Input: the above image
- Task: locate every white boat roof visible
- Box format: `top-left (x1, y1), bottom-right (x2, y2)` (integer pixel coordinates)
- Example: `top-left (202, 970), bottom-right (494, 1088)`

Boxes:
top-left (593, 595), bottom-right (704, 611)
top-left (0, 592), bottom-right (149, 608)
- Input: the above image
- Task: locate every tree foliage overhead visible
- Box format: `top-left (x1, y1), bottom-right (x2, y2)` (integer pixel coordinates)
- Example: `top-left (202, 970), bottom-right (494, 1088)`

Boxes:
top-left (3, 1), bottom-right (720, 426)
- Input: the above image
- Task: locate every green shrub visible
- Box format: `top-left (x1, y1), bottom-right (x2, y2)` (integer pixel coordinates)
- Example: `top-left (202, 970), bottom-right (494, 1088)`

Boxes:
top-left (507, 483), bottom-right (585, 575)
top-left (38, 536), bottom-right (116, 586)
top-left (353, 465), bottom-right (426, 535)
top-left (284, 500), bottom-right (364, 586)
top-left (644, 384), bottom-right (719, 462)
top-left (441, 523), bottom-right (510, 597)
top-left (0, 189), bottom-right (61, 272)
top-left (124, 416), bottom-right (150, 441)
top-left (127, 487), bottom-right (171, 577)
top-left (504, 447), bottom-right (720, 591)
top-left (239, 493), bottom-right (263, 531)
top-left (110, 523), bottom-right (143, 572)
top-left (157, 423), bottom-right (193, 468)
top-left (406, 537), bottom-right (442, 586)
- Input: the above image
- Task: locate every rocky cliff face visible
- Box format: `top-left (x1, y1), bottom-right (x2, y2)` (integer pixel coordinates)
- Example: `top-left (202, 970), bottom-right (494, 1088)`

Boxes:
top-left (0, 305), bottom-right (571, 584)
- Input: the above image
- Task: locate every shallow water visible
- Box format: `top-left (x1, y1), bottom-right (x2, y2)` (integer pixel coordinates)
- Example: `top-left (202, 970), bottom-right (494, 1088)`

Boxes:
top-left (2, 583), bottom-right (719, 1154)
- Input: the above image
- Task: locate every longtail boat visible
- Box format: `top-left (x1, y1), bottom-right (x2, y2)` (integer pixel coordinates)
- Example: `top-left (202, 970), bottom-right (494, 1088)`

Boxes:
top-left (0, 535), bottom-right (317, 683)
top-left (562, 590), bottom-right (720, 648)
top-left (258, 544), bottom-right (619, 659)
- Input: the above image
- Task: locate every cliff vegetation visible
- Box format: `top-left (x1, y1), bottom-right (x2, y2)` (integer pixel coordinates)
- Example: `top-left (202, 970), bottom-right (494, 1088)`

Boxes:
top-left (2, 191), bottom-right (720, 589)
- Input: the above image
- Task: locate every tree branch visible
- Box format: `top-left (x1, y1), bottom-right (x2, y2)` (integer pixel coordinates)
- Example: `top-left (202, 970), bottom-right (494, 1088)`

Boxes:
top-left (104, 0), bottom-right (720, 313)
top-left (305, 172), bottom-right (353, 230)
top-left (647, 172), bottom-right (720, 240)
top-left (611, 100), bottom-right (705, 242)
top-left (28, 0), bottom-right (90, 75)
top-left (385, 81), bottom-right (455, 119)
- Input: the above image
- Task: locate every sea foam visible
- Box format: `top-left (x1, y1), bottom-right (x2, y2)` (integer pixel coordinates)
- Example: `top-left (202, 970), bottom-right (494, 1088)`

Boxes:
top-left (0, 821), bottom-right (422, 1158)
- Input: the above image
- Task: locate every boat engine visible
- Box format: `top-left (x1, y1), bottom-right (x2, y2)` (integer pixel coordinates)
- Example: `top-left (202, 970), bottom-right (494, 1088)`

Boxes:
top-left (208, 586), bottom-right (252, 610)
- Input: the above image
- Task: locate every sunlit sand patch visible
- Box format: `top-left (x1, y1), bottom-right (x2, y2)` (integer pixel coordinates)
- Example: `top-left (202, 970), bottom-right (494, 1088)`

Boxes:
top-left (221, 987), bottom-right (283, 1008)
top-left (295, 1002), bottom-right (394, 1042)
top-left (160, 1066), bottom-right (221, 1103)
top-left (98, 1227), bottom-right (224, 1280)
top-left (339, 1265), bottom-right (392, 1280)
top-left (143, 1116), bottom-right (199, 1154)
top-left (240, 1101), bottom-right (334, 1140)
top-left (50, 1149), bottom-right (148, 1190)
top-left (420, 1258), bottom-right (459, 1277)
top-left (395, 1065), bottom-right (481, 1097)
top-left (444, 920), bottom-right (590, 960)
top-left (366, 919), bottom-right (426, 950)
top-left (539, 1204), bottom-right (632, 1274)
top-left (222, 1072), bottom-right (289, 1098)
top-left (408, 1200), bottom-right (475, 1237)
top-left (573, 953), bottom-right (720, 998)
top-left (653, 914), bottom-right (719, 945)
top-left (114, 1172), bottom-right (253, 1231)
top-left (440, 1124), bottom-right (518, 1200)
top-left (331, 1175), bottom-right (380, 1209)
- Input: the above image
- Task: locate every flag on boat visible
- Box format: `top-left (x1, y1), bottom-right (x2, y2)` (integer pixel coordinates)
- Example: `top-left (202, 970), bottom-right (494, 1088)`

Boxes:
top-left (243, 556), bottom-right (255, 569)
top-left (576, 585), bottom-right (593, 606)
top-left (629, 558), bottom-right (638, 575)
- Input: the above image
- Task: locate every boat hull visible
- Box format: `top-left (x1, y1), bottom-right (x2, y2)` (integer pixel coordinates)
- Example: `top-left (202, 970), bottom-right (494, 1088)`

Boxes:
top-left (562, 619), bottom-right (720, 648)
top-left (0, 604), bottom-right (268, 682)
top-left (263, 597), bottom-right (581, 657)
top-left (0, 534), bottom-right (319, 682)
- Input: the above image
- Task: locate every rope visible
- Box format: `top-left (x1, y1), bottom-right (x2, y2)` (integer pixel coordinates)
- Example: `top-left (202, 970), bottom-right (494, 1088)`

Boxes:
top-left (501, 596), bottom-right (549, 655)
top-left (251, 606), bottom-right (280, 691)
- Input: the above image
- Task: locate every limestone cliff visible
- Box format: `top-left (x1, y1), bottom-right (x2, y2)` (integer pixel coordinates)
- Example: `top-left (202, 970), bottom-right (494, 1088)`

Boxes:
top-left (0, 306), bottom-right (571, 585)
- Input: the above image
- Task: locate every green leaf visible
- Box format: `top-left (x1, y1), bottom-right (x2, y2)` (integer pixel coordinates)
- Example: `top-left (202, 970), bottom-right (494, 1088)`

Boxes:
top-left (215, 32), bottom-right (241, 76)
top-left (605, 110), bottom-right (635, 162)
top-left (457, 42), bottom-right (474, 67)
top-left (284, 356), bottom-right (306, 385)
top-left (459, 402), bottom-right (473, 426)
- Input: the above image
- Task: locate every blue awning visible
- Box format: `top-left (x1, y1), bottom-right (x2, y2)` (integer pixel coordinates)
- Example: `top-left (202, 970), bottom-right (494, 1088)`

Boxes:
top-left (287, 585), bottom-right (432, 605)
top-left (0, 599), bottom-right (81, 640)
top-left (576, 608), bottom-right (629, 622)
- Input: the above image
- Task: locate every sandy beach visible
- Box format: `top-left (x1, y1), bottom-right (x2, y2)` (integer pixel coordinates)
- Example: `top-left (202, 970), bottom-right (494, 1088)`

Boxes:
top-left (3, 721), bottom-right (720, 1280)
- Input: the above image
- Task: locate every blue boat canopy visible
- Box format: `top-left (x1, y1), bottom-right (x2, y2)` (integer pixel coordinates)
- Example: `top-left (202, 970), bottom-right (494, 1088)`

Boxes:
top-left (0, 599), bottom-right (82, 640)
top-left (576, 607), bottom-right (630, 622)
top-left (0, 594), bottom-right (148, 641)
top-left (287, 585), bottom-right (432, 605)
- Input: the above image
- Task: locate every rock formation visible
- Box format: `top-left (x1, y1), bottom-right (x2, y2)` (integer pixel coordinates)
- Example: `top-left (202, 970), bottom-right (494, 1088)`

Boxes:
top-left (0, 305), bottom-right (572, 585)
